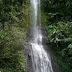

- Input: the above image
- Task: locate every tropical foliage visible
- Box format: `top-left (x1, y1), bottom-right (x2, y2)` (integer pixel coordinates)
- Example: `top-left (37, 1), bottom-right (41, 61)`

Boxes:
top-left (0, 0), bottom-right (72, 72)
top-left (41, 0), bottom-right (72, 72)
top-left (0, 0), bottom-right (30, 72)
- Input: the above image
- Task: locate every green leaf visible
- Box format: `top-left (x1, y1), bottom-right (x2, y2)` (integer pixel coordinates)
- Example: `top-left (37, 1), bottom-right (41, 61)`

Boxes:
top-left (0, 32), bottom-right (4, 39)
top-left (57, 38), bottom-right (72, 42)
top-left (68, 44), bottom-right (72, 49)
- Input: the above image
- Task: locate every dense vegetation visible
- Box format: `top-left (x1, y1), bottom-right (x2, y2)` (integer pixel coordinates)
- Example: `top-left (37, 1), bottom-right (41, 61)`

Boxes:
top-left (0, 0), bottom-right (72, 72)
top-left (0, 0), bottom-right (30, 72)
top-left (41, 0), bottom-right (72, 72)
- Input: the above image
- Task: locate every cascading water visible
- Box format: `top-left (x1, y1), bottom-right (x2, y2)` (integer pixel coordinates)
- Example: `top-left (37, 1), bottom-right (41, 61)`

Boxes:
top-left (30, 0), bottom-right (53, 72)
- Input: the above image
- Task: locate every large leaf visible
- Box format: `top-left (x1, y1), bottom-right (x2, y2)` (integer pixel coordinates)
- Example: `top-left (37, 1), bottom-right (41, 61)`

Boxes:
top-left (68, 44), bottom-right (72, 49)
top-left (57, 38), bottom-right (72, 42)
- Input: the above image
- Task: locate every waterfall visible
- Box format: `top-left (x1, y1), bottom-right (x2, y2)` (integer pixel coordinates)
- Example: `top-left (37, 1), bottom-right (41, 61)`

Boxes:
top-left (29, 0), bottom-right (53, 72)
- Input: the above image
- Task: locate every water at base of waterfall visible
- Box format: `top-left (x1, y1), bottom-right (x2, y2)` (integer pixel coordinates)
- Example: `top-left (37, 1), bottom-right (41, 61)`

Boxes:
top-left (30, 0), bottom-right (53, 72)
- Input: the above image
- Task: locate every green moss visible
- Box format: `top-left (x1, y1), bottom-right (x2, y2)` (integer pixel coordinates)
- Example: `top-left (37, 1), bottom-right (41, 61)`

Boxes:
top-left (0, 0), bottom-right (30, 71)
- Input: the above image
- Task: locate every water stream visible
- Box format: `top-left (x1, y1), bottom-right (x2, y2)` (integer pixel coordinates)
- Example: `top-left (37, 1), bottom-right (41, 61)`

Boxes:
top-left (30, 0), bottom-right (53, 72)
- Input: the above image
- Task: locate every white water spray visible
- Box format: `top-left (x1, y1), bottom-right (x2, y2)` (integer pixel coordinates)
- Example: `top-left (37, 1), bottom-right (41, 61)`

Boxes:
top-left (30, 0), bottom-right (53, 72)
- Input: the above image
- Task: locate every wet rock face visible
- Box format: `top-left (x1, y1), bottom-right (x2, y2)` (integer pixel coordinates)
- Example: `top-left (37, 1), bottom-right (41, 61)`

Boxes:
top-left (52, 60), bottom-right (64, 72)
top-left (26, 55), bottom-right (33, 72)
top-left (25, 44), bottom-right (33, 72)
top-left (41, 26), bottom-right (48, 45)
